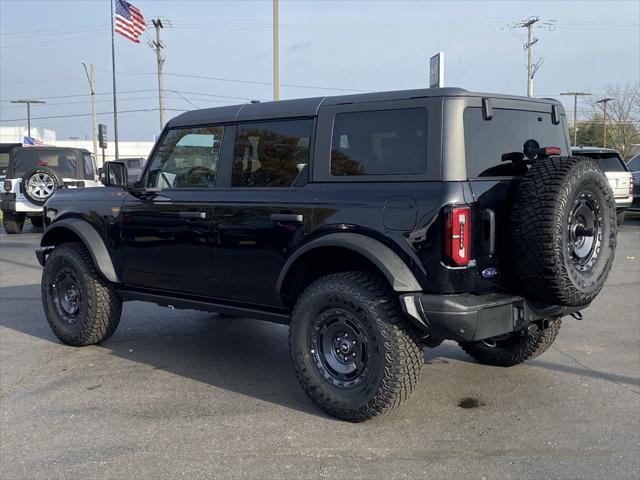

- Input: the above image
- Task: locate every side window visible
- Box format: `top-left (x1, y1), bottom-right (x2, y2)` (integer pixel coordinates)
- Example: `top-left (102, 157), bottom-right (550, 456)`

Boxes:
top-left (625, 155), bottom-right (640, 172)
top-left (464, 108), bottom-right (569, 177)
top-left (232, 118), bottom-right (312, 188)
top-left (146, 126), bottom-right (224, 188)
top-left (330, 108), bottom-right (427, 176)
top-left (83, 154), bottom-right (95, 180)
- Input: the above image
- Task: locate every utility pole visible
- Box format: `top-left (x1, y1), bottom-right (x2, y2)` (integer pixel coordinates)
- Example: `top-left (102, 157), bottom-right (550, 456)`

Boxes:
top-left (511, 16), bottom-right (555, 97)
top-left (596, 97), bottom-right (613, 148)
top-left (151, 19), bottom-right (165, 129)
top-left (82, 63), bottom-right (98, 157)
top-left (273, 0), bottom-right (279, 101)
top-left (10, 99), bottom-right (46, 138)
top-left (561, 92), bottom-right (592, 146)
top-left (524, 17), bottom-right (538, 97)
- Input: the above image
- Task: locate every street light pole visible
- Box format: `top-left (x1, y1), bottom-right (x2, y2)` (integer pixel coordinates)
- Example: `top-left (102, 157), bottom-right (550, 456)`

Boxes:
top-left (560, 92), bottom-right (591, 146)
top-left (596, 97), bottom-right (613, 148)
top-left (10, 99), bottom-right (46, 138)
top-left (273, 0), bottom-right (279, 101)
top-left (82, 63), bottom-right (98, 156)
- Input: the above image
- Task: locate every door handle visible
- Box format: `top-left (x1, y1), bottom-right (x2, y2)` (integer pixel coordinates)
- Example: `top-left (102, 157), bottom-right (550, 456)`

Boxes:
top-left (270, 213), bottom-right (303, 223)
top-left (179, 211), bottom-right (207, 219)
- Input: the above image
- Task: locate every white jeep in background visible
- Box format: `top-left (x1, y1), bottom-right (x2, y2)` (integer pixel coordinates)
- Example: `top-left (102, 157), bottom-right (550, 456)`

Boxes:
top-left (1, 147), bottom-right (102, 234)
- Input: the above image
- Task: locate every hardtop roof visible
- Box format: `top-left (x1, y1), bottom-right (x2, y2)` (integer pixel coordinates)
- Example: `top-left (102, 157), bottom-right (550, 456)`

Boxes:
top-left (167, 87), bottom-right (565, 128)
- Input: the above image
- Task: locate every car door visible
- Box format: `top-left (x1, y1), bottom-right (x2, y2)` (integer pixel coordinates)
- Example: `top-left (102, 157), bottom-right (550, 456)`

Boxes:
top-left (211, 117), bottom-right (317, 306)
top-left (119, 125), bottom-right (227, 296)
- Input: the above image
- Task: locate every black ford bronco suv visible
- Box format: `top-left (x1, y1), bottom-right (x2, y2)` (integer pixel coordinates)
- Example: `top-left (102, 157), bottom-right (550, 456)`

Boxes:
top-left (36, 88), bottom-right (617, 421)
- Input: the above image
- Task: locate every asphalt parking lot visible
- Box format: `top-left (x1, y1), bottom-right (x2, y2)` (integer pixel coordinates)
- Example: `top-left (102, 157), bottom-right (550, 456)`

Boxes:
top-left (1, 219), bottom-right (639, 480)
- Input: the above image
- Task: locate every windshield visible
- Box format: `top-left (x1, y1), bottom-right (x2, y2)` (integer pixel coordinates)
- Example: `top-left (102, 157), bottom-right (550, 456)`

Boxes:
top-left (627, 155), bottom-right (640, 172)
top-left (12, 149), bottom-right (78, 177)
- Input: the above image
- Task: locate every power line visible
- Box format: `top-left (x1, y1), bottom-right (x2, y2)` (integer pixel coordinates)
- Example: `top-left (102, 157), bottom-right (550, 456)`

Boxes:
top-left (0, 108), bottom-right (188, 123)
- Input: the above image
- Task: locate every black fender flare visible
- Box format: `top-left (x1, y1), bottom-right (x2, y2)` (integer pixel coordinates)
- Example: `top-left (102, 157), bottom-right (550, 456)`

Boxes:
top-left (40, 218), bottom-right (119, 283)
top-left (276, 232), bottom-right (422, 297)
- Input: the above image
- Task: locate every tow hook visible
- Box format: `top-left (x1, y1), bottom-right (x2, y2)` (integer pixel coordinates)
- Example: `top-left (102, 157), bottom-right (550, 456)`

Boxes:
top-left (527, 323), bottom-right (539, 336)
top-left (570, 311), bottom-right (584, 321)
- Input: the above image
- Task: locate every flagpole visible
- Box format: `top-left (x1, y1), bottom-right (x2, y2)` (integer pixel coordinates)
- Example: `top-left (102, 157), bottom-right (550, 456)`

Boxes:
top-left (110, 0), bottom-right (119, 160)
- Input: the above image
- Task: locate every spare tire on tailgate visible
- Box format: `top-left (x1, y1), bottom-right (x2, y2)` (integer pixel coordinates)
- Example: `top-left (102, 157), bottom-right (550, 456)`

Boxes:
top-left (511, 156), bottom-right (616, 307)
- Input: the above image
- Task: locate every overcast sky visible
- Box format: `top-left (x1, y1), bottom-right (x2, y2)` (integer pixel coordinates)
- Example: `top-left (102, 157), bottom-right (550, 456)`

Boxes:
top-left (1, 0), bottom-right (638, 141)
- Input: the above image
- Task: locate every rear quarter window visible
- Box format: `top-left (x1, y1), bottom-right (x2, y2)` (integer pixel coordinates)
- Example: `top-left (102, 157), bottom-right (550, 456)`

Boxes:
top-left (464, 108), bottom-right (568, 178)
top-left (330, 108), bottom-right (427, 176)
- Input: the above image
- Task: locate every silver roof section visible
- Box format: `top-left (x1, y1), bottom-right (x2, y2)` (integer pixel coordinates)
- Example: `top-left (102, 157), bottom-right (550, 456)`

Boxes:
top-left (167, 87), bottom-right (564, 128)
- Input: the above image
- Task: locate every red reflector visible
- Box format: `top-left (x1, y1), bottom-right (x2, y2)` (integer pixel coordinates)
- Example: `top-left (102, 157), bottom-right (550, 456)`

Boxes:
top-left (445, 206), bottom-right (471, 266)
top-left (35, 161), bottom-right (48, 166)
top-left (544, 147), bottom-right (561, 156)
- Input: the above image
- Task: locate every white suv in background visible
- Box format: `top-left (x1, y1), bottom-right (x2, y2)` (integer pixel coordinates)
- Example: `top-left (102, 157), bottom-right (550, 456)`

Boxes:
top-left (1, 147), bottom-right (102, 234)
top-left (572, 147), bottom-right (633, 225)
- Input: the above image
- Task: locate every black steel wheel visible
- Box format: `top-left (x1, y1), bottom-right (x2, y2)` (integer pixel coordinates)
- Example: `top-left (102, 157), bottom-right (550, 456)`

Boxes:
top-left (42, 242), bottom-right (122, 346)
top-left (289, 271), bottom-right (423, 422)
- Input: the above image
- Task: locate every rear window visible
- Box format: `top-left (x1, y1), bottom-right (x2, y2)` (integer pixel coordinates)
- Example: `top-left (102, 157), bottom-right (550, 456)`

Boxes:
top-left (330, 108), bottom-right (427, 176)
top-left (464, 108), bottom-right (568, 177)
top-left (573, 152), bottom-right (627, 172)
top-left (12, 149), bottom-right (78, 178)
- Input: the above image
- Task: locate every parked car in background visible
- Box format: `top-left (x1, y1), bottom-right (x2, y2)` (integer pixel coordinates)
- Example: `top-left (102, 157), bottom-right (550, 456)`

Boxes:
top-left (1, 146), bottom-right (102, 233)
top-left (0, 143), bottom-right (21, 181)
top-left (626, 153), bottom-right (640, 212)
top-left (572, 147), bottom-right (633, 224)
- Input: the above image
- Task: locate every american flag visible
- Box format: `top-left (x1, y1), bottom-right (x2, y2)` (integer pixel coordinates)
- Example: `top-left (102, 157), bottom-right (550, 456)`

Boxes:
top-left (23, 136), bottom-right (44, 147)
top-left (114, 0), bottom-right (145, 43)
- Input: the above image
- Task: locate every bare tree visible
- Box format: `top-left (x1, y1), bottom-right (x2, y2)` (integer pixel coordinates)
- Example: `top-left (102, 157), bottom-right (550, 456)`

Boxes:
top-left (586, 83), bottom-right (640, 159)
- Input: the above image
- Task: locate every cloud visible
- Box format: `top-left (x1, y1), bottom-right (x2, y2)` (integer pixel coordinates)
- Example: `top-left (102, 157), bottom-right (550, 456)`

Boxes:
top-left (286, 41), bottom-right (312, 54)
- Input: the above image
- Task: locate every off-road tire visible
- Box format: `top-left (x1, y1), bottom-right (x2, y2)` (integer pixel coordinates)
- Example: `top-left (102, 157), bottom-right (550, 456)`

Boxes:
top-left (289, 271), bottom-right (423, 422)
top-left (30, 215), bottom-right (44, 228)
top-left (3, 212), bottom-right (25, 234)
top-left (616, 211), bottom-right (626, 226)
top-left (511, 156), bottom-right (616, 307)
top-left (22, 167), bottom-right (62, 206)
top-left (459, 318), bottom-right (561, 367)
top-left (42, 242), bottom-right (122, 346)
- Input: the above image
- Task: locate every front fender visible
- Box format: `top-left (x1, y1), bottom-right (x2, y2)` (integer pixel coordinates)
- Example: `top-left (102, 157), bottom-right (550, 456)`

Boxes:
top-left (276, 232), bottom-right (422, 297)
top-left (39, 218), bottom-right (119, 283)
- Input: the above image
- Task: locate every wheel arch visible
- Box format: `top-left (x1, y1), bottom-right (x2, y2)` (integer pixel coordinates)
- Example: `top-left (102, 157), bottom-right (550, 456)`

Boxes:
top-left (276, 233), bottom-right (422, 307)
top-left (40, 218), bottom-right (119, 283)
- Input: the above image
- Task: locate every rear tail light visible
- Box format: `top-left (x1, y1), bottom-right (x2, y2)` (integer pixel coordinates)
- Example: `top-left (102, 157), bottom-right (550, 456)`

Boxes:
top-left (444, 205), bottom-right (471, 266)
top-left (630, 179), bottom-right (634, 196)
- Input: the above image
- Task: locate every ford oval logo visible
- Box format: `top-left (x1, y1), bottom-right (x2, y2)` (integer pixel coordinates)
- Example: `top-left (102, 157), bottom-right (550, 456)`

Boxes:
top-left (481, 267), bottom-right (498, 279)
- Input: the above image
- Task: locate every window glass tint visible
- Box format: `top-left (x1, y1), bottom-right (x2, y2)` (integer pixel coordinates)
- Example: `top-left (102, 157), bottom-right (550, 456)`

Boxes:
top-left (627, 155), bottom-right (640, 172)
top-left (232, 118), bottom-right (312, 188)
top-left (464, 108), bottom-right (569, 177)
top-left (0, 153), bottom-right (9, 169)
top-left (595, 154), bottom-right (626, 172)
top-left (83, 154), bottom-right (95, 179)
top-left (331, 108), bottom-right (427, 176)
top-left (12, 149), bottom-right (77, 177)
top-left (146, 126), bottom-right (224, 188)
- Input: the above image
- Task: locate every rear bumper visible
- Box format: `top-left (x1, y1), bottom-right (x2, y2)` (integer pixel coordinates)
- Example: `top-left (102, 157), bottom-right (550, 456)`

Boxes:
top-left (401, 292), bottom-right (584, 342)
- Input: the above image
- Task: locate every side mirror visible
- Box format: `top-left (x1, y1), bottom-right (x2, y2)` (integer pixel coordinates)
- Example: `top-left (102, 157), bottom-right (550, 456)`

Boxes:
top-left (101, 161), bottom-right (128, 188)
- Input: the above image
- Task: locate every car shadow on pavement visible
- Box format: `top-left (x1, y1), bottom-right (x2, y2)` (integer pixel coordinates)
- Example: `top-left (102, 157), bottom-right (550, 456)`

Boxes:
top-left (428, 341), bottom-right (640, 388)
top-left (0, 284), bottom-right (325, 417)
top-left (2, 284), bottom-right (638, 417)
